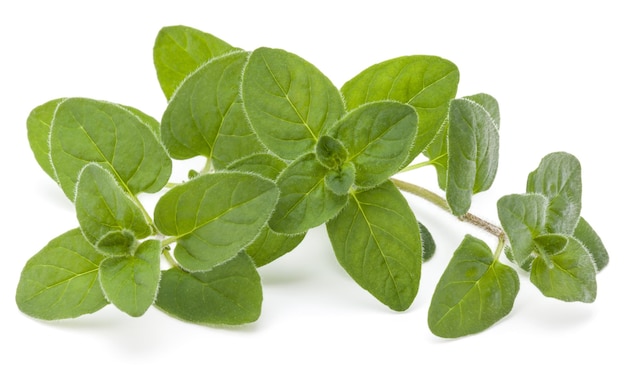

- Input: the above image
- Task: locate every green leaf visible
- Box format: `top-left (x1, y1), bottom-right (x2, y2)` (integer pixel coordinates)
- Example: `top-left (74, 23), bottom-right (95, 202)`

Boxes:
top-left (161, 51), bottom-right (265, 168)
top-left (154, 25), bottom-right (237, 100)
top-left (326, 181), bottom-right (422, 311)
top-left (446, 94), bottom-right (500, 216)
top-left (573, 217), bottom-right (609, 271)
top-left (27, 98), bottom-right (64, 181)
top-left (327, 101), bottom-right (418, 188)
top-left (16, 229), bottom-right (108, 320)
top-left (270, 153), bottom-right (348, 234)
top-left (428, 235), bottom-right (519, 338)
top-left (99, 240), bottom-right (161, 317)
top-left (245, 228), bottom-right (306, 267)
top-left (419, 222), bottom-right (436, 262)
top-left (154, 172), bottom-right (279, 271)
top-left (75, 163), bottom-right (151, 253)
top-left (526, 152), bottom-right (582, 234)
top-left (226, 152), bottom-right (287, 181)
top-left (324, 162), bottom-right (356, 195)
top-left (155, 252), bottom-right (262, 325)
top-left (241, 47), bottom-right (346, 160)
top-left (530, 234), bottom-right (597, 302)
top-left (49, 98), bottom-right (172, 199)
top-left (497, 193), bottom-right (548, 270)
top-left (95, 230), bottom-right (137, 257)
top-left (341, 55), bottom-right (459, 159)
top-left (315, 135), bottom-right (348, 170)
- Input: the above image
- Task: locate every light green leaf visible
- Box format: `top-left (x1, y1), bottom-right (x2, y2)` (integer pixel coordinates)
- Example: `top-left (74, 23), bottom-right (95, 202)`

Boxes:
top-left (27, 98), bottom-right (64, 181)
top-left (75, 163), bottom-right (151, 253)
top-left (497, 193), bottom-right (548, 271)
top-left (315, 135), bottom-right (348, 170)
top-left (526, 152), bottom-right (582, 234)
top-left (531, 234), bottom-right (597, 302)
top-left (327, 101), bottom-right (418, 188)
top-left (49, 98), bottom-right (172, 200)
top-left (226, 152), bottom-right (287, 181)
top-left (241, 47), bottom-right (346, 160)
top-left (270, 153), bottom-right (348, 234)
top-left (15, 228), bottom-right (108, 320)
top-left (161, 51), bottom-right (265, 168)
top-left (155, 252), bottom-right (262, 325)
top-left (446, 94), bottom-right (500, 216)
top-left (324, 162), bottom-right (356, 196)
top-left (245, 228), bottom-right (306, 267)
top-left (428, 235), bottom-right (519, 338)
top-left (573, 217), bottom-right (609, 271)
top-left (341, 55), bottom-right (459, 159)
top-left (326, 181), bottom-right (422, 311)
top-left (99, 240), bottom-right (161, 317)
top-left (154, 172), bottom-right (279, 271)
top-left (95, 230), bottom-right (137, 257)
top-left (154, 25), bottom-right (237, 100)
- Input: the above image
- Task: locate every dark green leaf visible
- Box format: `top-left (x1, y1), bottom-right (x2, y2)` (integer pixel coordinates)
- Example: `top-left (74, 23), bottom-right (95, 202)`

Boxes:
top-left (155, 252), bottom-right (262, 325)
top-left (16, 229), bottom-right (108, 320)
top-left (324, 162), bottom-right (356, 195)
top-left (574, 217), bottom-right (609, 271)
top-left (315, 135), bottom-right (348, 170)
top-left (419, 222), bottom-right (436, 262)
top-left (428, 235), bottom-right (519, 338)
top-left (326, 181), bottom-right (422, 311)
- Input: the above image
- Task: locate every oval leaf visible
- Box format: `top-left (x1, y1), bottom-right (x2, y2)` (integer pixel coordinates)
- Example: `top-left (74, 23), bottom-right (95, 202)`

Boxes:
top-left (49, 98), bottom-right (172, 200)
top-left (27, 98), bottom-right (64, 181)
top-left (428, 235), bottom-right (520, 338)
top-left (155, 252), bottom-right (262, 325)
top-left (326, 181), bottom-right (422, 311)
top-left (573, 217), bottom-right (609, 271)
top-left (241, 47), bottom-right (346, 160)
top-left (154, 172), bottom-right (279, 271)
top-left (15, 229), bottom-right (108, 320)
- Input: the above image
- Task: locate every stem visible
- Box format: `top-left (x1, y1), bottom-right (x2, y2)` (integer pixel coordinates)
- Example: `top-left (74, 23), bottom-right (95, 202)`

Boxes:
top-left (391, 177), bottom-right (506, 242)
top-left (162, 248), bottom-right (177, 268)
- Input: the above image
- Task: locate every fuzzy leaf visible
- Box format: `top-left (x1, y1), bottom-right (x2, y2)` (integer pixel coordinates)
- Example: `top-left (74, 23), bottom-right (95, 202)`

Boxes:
top-left (27, 98), bottom-right (64, 181)
top-left (428, 235), bottom-right (519, 338)
top-left (154, 25), bottom-right (237, 99)
top-left (573, 217), bottom-right (609, 271)
top-left (419, 222), bottom-right (436, 262)
top-left (226, 152), bottom-right (287, 181)
top-left (155, 252), bottom-right (262, 325)
top-left (16, 229), bottom-right (108, 320)
top-left (326, 181), bottom-right (422, 311)
top-left (154, 172), bottom-right (279, 271)
top-left (241, 47), bottom-right (345, 160)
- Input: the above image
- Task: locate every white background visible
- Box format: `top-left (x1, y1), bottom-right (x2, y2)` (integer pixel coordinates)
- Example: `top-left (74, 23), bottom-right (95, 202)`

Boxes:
top-left (2, 1), bottom-right (624, 389)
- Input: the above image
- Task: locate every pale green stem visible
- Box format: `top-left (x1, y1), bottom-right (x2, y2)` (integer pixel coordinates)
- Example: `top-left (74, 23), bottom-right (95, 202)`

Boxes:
top-left (162, 248), bottom-right (177, 268)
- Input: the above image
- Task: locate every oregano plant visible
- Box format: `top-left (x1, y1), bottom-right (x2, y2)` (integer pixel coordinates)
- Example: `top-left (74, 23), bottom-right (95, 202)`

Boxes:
top-left (15, 25), bottom-right (609, 338)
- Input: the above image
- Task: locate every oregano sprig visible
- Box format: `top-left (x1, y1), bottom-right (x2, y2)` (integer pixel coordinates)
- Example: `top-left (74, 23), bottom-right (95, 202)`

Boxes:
top-left (15, 25), bottom-right (609, 338)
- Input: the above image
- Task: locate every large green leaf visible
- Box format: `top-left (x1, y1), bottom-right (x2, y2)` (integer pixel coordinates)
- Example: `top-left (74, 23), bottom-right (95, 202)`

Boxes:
top-left (15, 229), bottom-right (108, 320)
top-left (49, 98), bottom-right (172, 200)
top-left (497, 193), bottom-right (548, 271)
top-left (326, 101), bottom-right (418, 188)
top-left (573, 217), bottom-right (609, 271)
top-left (161, 50), bottom-right (265, 168)
top-left (326, 181), bottom-right (422, 311)
top-left (269, 153), bottom-right (348, 234)
top-left (154, 172), bottom-right (279, 271)
top-left (26, 98), bottom-right (64, 181)
top-left (341, 55), bottom-right (459, 159)
top-left (428, 235), bottom-right (519, 338)
top-left (155, 252), bottom-right (262, 325)
top-left (75, 163), bottom-right (151, 254)
top-left (446, 94), bottom-right (500, 216)
top-left (526, 152), bottom-right (582, 234)
top-left (241, 47), bottom-right (346, 160)
top-left (154, 25), bottom-right (237, 100)
top-left (530, 234), bottom-right (597, 302)
top-left (98, 240), bottom-right (161, 317)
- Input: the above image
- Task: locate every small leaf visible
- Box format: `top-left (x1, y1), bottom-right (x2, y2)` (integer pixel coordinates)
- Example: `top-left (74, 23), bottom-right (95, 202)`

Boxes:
top-left (428, 235), bottom-right (520, 338)
top-left (155, 252), bottom-right (262, 325)
top-left (270, 153), bottom-right (348, 234)
top-left (530, 234), bottom-right (597, 303)
top-left (99, 240), bottom-right (161, 317)
top-left (315, 135), bottom-right (348, 170)
top-left (341, 55), bottom-right (459, 159)
top-left (75, 163), bottom-right (151, 253)
top-left (95, 230), bottom-right (137, 256)
top-left (16, 229), bottom-right (108, 320)
top-left (327, 101), bottom-right (418, 188)
top-left (573, 217), bottom-right (609, 271)
top-left (154, 25), bottom-right (237, 99)
top-left (161, 51), bottom-right (265, 168)
top-left (526, 152), bottom-right (582, 234)
top-left (241, 47), bottom-right (345, 160)
top-left (497, 193), bottom-right (548, 270)
top-left (26, 98), bottom-right (64, 181)
top-left (446, 94), bottom-right (500, 216)
top-left (419, 222), bottom-right (436, 262)
top-left (326, 181), bottom-right (422, 311)
top-left (49, 98), bottom-right (172, 199)
top-left (154, 172), bottom-right (279, 271)
top-left (324, 162), bottom-right (356, 195)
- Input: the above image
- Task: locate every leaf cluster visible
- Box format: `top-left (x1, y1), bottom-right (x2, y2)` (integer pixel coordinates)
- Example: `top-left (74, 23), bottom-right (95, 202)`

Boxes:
top-left (16, 25), bottom-right (608, 337)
